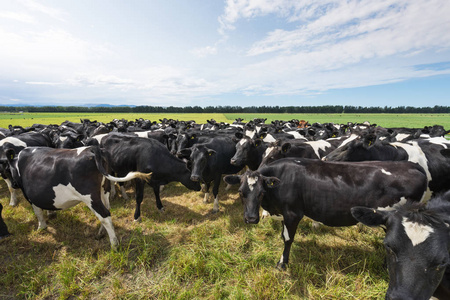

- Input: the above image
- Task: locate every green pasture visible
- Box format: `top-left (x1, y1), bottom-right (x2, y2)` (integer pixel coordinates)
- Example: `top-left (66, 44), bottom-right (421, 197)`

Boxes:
top-left (1, 112), bottom-right (450, 129)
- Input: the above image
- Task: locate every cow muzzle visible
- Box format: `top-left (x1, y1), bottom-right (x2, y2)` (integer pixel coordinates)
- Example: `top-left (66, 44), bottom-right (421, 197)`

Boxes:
top-left (244, 216), bottom-right (260, 224)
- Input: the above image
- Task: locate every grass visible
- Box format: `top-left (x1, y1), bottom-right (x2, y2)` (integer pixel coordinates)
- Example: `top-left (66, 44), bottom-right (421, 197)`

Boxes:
top-left (0, 180), bottom-right (388, 299)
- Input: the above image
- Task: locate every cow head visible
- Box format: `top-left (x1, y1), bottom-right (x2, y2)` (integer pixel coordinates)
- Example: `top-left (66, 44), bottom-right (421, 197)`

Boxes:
top-left (2, 148), bottom-right (21, 189)
top-left (230, 136), bottom-right (261, 166)
top-left (224, 171), bottom-right (280, 224)
top-left (179, 145), bottom-right (216, 182)
top-left (351, 194), bottom-right (450, 300)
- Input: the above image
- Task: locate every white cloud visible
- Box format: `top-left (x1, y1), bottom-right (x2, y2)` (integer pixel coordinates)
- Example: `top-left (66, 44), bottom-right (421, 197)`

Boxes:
top-left (0, 11), bottom-right (35, 23)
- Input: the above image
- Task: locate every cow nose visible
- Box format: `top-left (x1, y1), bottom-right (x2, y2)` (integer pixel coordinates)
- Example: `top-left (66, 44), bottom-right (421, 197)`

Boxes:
top-left (245, 216), bottom-right (259, 224)
top-left (191, 175), bottom-right (200, 182)
top-left (230, 158), bottom-right (236, 165)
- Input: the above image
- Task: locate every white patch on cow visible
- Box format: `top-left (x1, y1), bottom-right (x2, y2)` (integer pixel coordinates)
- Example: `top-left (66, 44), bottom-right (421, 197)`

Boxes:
top-left (59, 136), bottom-right (68, 142)
top-left (381, 169), bottom-right (392, 175)
top-left (203, 192), bottom-right (210, 203)
top-left (200, 124), bottom-right (204, 130)
top-left (75, 146), bottom-right (89, 156)
top-left (32, 148), bottom-right (38, 153)
top-left (395, 133), bottom-right (410, 142)
top-left (255, 126), bottom-right (261, 133)
top-left (93, 133), bottom-right (108, 143)
top-left (377, 197), bottom-right (408, 211)
top-left (391, 141), bottom-right (432, 201)
top-left (245, 130), bottom-right (255, 139)
top-left (261, 209), bottom-right (270, 219)
top-left (402, 217), bottom-right (434, 246)
top-left (336, 134), bottom-right (359, 149)
top-left (279, 254), bottom-right (284, 264)
top-left (283, 225), bottom-right (290, 242)
top-left (263, 134), bottom-right (276, 143)
top-left (52, 182), bottom-right (92, 210)
top-left (135, 131), bottom-right (149, 138)
top-left (285, 131), bottom-right (305, 139)
top-left (239, 139), bottom-right (247, 146)
top-left (0, 137), bottom-right (27, 148)
top-left (247, 176), bottom-right (258, 191)
top-left (263, 146), bottom-right (275, 159)
top-left (427, 137), bottom-right (450, 149)
top-left (306, 140), bottom-right (331, 159)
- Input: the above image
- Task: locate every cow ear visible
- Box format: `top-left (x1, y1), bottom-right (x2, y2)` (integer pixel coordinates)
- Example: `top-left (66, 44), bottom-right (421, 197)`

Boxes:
top-left (190, 134), bottom-right (196, 140)
top-left (281, 143), bottom-right (291, 153)
top-left (5, 149), bottom-right (16, 162)
top-left (254, 139), bottom-right (262, 147)
top-left (235, 132), bottom-right (244, 140)
top-left (207, 149), bottom-right (216, 156)
top-left (259, 132), bottom-right (267, 139)
top-left (264, 176), bottom-right (280, 188)
top-left (351, 207), bottom-right (389, 227)
top-left (223, 175), bottom-right (241, 185)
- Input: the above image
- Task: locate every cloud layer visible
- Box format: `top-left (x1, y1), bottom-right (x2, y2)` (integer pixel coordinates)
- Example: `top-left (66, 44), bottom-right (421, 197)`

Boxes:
top-left (0, 0), bottom-right (449, 106)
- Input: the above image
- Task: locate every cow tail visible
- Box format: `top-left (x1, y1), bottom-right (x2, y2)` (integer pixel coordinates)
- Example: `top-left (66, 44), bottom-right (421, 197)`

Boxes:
top-left (89, 146), bottom-right (152, 183)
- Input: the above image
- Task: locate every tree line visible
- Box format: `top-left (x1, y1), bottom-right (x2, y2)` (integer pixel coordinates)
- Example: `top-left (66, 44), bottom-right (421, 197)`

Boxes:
top-left (1, 105), bottom-right (449, 114)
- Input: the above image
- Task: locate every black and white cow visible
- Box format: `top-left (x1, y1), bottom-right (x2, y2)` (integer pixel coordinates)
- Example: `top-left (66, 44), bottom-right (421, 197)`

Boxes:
top-left (323, 135), bottom-right (450, 200)
top-left (100, 135), bottom-right (201, 221)
top-left (224, 158), bottom-right (428, 269)
top-left (352, 191), bottom-right (450, 300)
top-left (1, 146), bottom-right (151, 248)
top-left (180, 136), bottom-right (244, 212)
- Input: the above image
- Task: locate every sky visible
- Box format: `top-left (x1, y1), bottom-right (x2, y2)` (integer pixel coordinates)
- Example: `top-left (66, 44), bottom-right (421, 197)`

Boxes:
top-left (1, 0), bottom-right (450, 108)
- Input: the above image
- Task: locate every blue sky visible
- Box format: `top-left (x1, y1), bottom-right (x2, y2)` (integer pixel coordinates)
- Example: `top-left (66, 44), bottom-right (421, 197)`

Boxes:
top-left (1, 0), bottom-right (449, 107)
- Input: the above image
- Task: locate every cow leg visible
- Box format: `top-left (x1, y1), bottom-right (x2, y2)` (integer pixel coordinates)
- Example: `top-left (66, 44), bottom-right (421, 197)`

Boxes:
top-left (88, 193), bottom-right (118, 249)
top-left (0, 203), bottom-right (11, 240)
top-left (203, 183), bottom-right (210, 203)
top-left (5, 179), bottom-right (19, 206)
top-left (152, 184), bottom-right (165, 212)
top-left (277, 216), bottom-right (302, 270)
top-left (212, 176), bottom-right (222, 213)
top-left (98, 179), bottom-right (112, 238)
top-left (32, 204), bottom-right (47, 230)
top-left (134, 179), bottom-right (145, 222)
top-left (120, 183), bottom-right (130, 201)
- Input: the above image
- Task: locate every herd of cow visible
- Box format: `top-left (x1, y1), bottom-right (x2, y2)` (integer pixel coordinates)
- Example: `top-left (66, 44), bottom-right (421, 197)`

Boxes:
top-left (0, 117), bottom-right (450, 299)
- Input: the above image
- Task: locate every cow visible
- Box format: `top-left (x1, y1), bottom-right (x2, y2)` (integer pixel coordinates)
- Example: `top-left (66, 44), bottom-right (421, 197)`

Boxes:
top-left (179, 136), bottom-right (244, 212)
top-left (100, 135), bottom-right (201, 221)
top-left (351, 191), bottom-right (450, 300)
top-left (223, 158), bottom-right (428, 269)
top-left (1, 146), bottom-right (151, 249)
top-left (323, 135), bottom-right (450, 200)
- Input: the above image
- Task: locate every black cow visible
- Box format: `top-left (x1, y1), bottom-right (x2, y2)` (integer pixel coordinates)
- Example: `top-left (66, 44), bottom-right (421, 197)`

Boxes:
top-left (352, 191), bottom-right (450, 300)
top-left (100, 135), bottom-right (201, 221)
top-left (1, 146), bottom-right (151, 248)
top-left (180, 136), bottom-right (244, 212)
top-left (224, 158), bottom-right (427, 269)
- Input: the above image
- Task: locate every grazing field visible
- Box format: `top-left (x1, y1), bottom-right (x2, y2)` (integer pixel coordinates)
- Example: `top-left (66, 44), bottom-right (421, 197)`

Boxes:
top-left (0, 112), bottom-right (448, 299)
top-left (1, 112), bottom-right (450, 129)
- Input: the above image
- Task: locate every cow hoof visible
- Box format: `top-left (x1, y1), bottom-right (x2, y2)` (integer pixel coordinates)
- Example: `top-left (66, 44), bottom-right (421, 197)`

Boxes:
top-left (134, 217), bottom-right (142, 223)
top-left (311, 221), bottom-right (322, 231)
top-left (276, 262), bottom-right (287, 271)
top-left (211, 209), bottom-right (219, 214)
top-left (158, 207), bottom-right (165, 213)
top-left (0, 233), bottom-right (12, 242)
